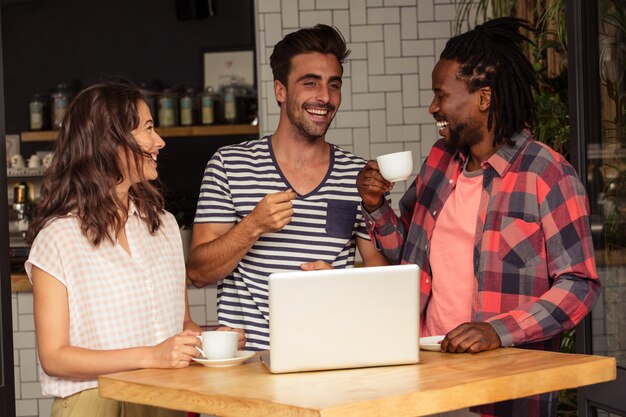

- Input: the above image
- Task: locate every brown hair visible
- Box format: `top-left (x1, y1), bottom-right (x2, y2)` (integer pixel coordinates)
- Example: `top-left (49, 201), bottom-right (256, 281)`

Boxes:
top-left (270, 24), bottom-right (351, 86)
top-left (27, 82), bottom-right (164, 246)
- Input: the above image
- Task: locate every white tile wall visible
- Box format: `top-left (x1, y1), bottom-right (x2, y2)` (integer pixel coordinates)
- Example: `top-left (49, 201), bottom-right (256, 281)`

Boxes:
top-left (255, 0), bottom-right (455, 208)
top-left (13, 1), bottom-right (459, 414)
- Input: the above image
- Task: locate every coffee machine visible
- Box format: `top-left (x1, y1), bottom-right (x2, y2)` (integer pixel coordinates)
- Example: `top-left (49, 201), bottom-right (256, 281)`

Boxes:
top-left (8, 181), bottom-right (36, 271)
top-left (11, 182), bottom-right (30, 231)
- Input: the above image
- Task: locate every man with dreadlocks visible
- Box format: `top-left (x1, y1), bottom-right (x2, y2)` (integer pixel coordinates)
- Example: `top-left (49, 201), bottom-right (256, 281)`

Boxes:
top-left (356, 17), bottom-right (600, 417)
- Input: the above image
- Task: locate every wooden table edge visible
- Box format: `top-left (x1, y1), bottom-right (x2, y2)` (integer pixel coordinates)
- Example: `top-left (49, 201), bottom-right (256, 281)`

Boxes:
top-left (98, 351), bottom-right (617, 417)
top-left (98, 374), bottom-right (323, 417)
top-left (329, 355), bottom-right (617, 417)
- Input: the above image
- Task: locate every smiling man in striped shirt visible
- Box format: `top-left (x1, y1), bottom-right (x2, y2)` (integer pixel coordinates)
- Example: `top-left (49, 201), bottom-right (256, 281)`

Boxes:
top-left (187, 24), bottom-right (388, 351)
top-left (357, 17), bottom-right (600, 417)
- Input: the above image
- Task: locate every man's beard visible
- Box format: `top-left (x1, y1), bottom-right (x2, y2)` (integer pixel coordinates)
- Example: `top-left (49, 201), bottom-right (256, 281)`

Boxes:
top-left (286, 99), bottom-right (335, 144)
top-left (443, 121), bottom-right (483, 152)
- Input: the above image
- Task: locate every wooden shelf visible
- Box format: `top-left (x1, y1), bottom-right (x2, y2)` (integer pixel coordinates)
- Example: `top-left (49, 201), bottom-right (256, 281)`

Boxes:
top-left (20, 124), bottom-right (259, 142)
top-left (11, 272), bottom-right (32, 292)
top-left (20, 131), bottom-right (59, 142)
top-left (9, 273), bottom-right (199, 293)
top-left (156, 124), bottom-right (259, 137)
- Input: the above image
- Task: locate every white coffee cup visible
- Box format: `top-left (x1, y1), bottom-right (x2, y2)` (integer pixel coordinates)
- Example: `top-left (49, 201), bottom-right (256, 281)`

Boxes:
top-left (195, 331), bottom-right (238, 360)
top-left (376, 150), bottom-right (413, 182)
top-left (10, 154), bottom-right (25, 169)
top-left (28, 154), bottom-right (42, 168)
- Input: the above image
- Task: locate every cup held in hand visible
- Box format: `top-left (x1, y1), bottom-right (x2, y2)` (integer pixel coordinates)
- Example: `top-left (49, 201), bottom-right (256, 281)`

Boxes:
top-left (196, 331), bottom-right (239, 360)
top-left (376, 151), bottom-right (413, 182)
top-left (194, 344), bottom-right (206, 358)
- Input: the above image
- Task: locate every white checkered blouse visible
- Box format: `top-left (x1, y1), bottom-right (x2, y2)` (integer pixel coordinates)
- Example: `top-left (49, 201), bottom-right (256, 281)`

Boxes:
top-left (25, 206), bottom-right (186, 398)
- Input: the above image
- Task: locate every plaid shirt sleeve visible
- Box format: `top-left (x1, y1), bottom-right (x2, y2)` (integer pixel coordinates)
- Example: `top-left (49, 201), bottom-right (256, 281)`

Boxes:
top-left (363, 165), bottom-right (431, 267)
top-left (363, 199), bottom-right (410, 265)
top-left (486, 165), bottom-right (600, 347)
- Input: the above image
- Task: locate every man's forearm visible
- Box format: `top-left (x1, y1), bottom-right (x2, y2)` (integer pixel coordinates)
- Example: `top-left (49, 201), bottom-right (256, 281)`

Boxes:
top-left (187, 219), bottom-right (261, 286)
top-left (363, 201), bottom-right (408, 265)
top-left (487, 273), bottom-right (600, 347)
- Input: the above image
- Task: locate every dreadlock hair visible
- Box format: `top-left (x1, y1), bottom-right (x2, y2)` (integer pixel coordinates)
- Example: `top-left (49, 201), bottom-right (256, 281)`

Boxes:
top-left (440, 17), bottom-right (538, 147)
top-left (270, 24), bottom-right (351, 87)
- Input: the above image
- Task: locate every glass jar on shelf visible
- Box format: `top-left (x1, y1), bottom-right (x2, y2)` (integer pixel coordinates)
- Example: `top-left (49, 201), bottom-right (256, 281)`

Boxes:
top-left (179, 87), bottom-right (198, 126)
top-left (51, 83), bottom-right (71, 130)
top-left (28, 93), bottom-right (49, 131)
top-left (218, 75), bottom-right (257, 125)
top-left (200, 86), bottom-right (219, 125)
top-left (235, 86), bottom-right (256, 124)
top-left (221, 84), bottom-right (237, 124)
top-left (245, 87), bottom-right (258, 125)
top-left (157, 89), bottom-right (178, 128)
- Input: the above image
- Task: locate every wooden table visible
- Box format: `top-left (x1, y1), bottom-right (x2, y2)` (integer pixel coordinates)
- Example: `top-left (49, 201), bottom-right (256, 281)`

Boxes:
top-left (99, 348), bottom-right (616, 417)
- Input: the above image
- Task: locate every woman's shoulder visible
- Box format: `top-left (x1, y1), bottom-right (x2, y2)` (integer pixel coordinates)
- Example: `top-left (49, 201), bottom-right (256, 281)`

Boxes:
top-left (159, 210), bottom-right (181, 232)
top-left (30, 215), bottom-right (83, 253)
top-left (37, 215), bottom-right (80, 236)
top-left (159, 210), bottom-right (176, 223)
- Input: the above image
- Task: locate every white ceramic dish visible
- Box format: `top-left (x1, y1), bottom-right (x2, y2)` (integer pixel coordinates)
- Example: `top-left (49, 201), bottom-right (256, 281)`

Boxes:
top-left (192, 350), bottom-right (255, 368)
top-left (419, 335), bottom-right (445, 351)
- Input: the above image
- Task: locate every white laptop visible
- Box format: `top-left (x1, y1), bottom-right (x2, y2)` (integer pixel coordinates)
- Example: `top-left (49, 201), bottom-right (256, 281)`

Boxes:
top-left (261, 264), bottom-right (420, 373)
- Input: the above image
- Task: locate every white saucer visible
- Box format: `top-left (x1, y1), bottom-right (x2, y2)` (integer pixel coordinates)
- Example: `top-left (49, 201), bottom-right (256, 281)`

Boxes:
top-left (419, 335), bottom-right (445, 351)
top-left (192, 351), bottom-right (255, 368)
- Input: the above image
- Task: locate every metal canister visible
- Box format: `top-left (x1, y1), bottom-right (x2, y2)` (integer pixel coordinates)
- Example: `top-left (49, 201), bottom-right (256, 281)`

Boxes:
top-left (12, 182), bottom-right (31, 223)
top-left (13, 182), bottom-right (28, 205)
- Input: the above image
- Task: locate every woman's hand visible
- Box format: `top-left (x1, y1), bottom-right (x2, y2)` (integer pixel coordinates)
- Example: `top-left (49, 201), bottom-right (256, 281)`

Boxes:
top-left (148, 329), bottom-right (201, 369)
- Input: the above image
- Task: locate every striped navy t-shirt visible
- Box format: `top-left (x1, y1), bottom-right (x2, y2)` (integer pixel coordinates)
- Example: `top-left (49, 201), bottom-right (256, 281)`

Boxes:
top-left (194, 136), bottom-right (370, 350)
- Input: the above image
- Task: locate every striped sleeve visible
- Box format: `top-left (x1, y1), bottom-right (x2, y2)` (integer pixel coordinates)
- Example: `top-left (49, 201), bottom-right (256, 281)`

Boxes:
top-left (195, 150), bottom-right (236, 224)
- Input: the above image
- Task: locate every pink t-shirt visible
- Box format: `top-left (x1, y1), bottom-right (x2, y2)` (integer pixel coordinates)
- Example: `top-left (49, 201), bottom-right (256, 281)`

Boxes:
top-left (423, 167), bottom-right (482, 337)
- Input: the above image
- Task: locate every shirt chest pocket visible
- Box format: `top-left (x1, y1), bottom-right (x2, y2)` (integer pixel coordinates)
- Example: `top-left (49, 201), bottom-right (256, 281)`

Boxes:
top-left (497, 216), bottom-right (544, 268)
top-left (325, 200), bottom-right (358, 239)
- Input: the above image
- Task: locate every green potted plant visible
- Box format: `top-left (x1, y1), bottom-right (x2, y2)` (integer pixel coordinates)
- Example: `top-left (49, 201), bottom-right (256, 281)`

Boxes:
top-left (598, 0), bottom-right (626, 259)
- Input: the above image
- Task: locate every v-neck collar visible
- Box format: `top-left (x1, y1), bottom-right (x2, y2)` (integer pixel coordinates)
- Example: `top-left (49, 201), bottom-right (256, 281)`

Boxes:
top-left (266, 135), bottom-right (335, 198)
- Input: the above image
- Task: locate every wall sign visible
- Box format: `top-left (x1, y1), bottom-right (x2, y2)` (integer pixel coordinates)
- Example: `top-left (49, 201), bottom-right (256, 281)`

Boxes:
top-left (203, 50), bottom-right (255, 89)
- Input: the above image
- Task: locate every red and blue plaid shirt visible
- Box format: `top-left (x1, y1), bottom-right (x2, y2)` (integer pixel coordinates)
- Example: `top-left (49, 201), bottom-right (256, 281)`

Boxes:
top-left (364, 130), bottom-right (600, 417)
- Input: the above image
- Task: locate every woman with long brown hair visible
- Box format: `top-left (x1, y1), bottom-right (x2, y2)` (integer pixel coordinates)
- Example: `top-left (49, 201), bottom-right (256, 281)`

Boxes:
top-left (26, 82), bottom-right (243, 417)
